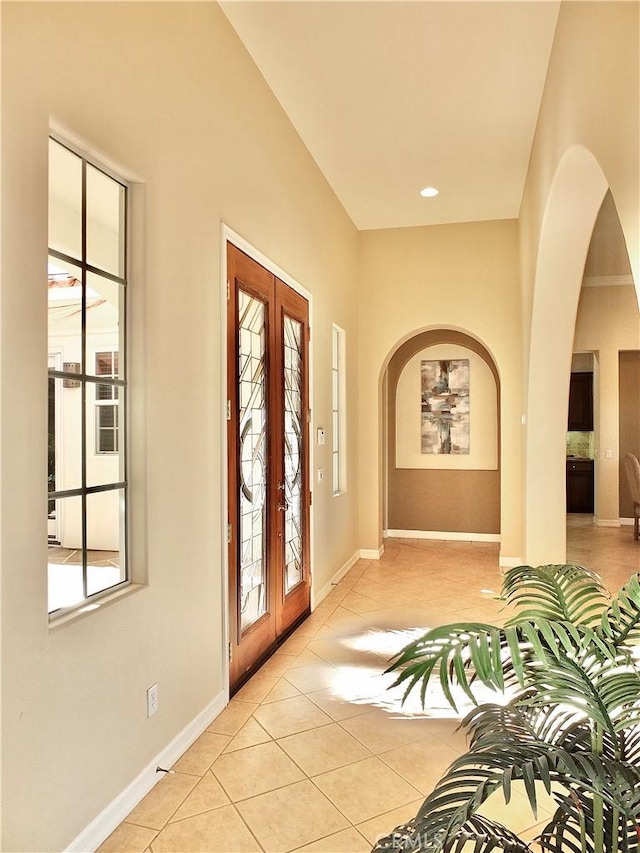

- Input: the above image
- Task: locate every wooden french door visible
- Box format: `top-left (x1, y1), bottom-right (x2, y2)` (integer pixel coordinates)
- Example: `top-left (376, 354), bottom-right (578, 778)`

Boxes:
top-left (227, 245), bottom-right (311, 692)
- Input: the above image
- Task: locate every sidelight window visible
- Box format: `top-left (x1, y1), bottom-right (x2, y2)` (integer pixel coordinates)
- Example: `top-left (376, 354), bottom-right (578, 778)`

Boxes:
top-left (332, 324), bottom-right (347, 495)
top-left (47, 136), bottom-right (128, 616)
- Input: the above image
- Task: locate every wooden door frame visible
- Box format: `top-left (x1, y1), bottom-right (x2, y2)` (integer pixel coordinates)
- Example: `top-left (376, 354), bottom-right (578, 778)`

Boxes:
top-left (220, 224), bottom-right (315, 699)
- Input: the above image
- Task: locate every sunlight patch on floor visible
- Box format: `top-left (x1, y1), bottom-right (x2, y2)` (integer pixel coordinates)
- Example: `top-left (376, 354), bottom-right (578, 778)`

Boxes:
top-left (327, 626), bottom-right (516, 718)
top-left (342, 626), bottom-right (426, 658)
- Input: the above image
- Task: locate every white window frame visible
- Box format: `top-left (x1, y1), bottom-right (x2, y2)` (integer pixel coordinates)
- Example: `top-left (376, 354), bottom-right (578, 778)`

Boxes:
top-left (47, 135), bottom-right (129, 617)
top-left (332, 324), bottom-right (347, 495)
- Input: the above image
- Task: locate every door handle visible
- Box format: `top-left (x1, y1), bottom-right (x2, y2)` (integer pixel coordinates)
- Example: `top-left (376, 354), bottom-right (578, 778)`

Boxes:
top-left (277, 482), bottom-right (288, 511)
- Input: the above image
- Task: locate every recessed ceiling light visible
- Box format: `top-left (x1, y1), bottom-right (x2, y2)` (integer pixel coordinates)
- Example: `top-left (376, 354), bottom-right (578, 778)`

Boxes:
top-left (420, 186), bottom-right (439, 198)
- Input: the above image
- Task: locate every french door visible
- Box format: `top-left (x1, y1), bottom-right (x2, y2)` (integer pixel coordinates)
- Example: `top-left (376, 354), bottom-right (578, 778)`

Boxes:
top-left (227, 245), bottom-right (311, 692)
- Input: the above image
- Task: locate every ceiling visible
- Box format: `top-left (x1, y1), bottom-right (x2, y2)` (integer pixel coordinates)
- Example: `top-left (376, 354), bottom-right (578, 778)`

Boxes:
top-left (220, 1), bottom-right (561, 231)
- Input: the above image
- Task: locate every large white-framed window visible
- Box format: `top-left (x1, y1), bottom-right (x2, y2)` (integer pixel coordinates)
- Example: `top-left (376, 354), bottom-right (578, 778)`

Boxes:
top-left (331, 324), bottom-right (347, 495)
top-left (47, 135), bottom-right (128, 616)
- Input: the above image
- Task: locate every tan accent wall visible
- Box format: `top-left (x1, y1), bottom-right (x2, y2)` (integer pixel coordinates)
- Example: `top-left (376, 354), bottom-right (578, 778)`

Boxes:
top-left (386, 331), bottom-right (500, 534)
top-left (388, 470), bottom-right (500, 533)
top-left (619, 352), bottom-right (640, 517)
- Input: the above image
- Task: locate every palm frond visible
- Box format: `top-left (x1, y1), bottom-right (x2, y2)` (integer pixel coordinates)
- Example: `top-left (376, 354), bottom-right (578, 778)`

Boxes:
top-left (618, 726), bottom-right (640, 764)
top-left (381, 564), bottom-right (640, 853)
top-left (387, 623), bottom-right (512, 711)
top-left (523, 658), bottom-right (615, 736)
top-left (387, 618), bottom-right (608, 713)
top-left (523, 649), bottom-right (640, 740)
top-left (409, 743), bottom-right (571, 844)
top-left (407, 721), bottom-right (640, 843)
top-left (502, 565), bottom-right (609, 627)
top-left (372, 814), bottom-right (534, 852)
top-left (442, 814), bottom-right (535, 852)
top-left (538, 802), bottom-right (597, 853)
top-left (600, 573), bottom-right (640, 647)
top-left (540, 790), bottom-right (640, 853)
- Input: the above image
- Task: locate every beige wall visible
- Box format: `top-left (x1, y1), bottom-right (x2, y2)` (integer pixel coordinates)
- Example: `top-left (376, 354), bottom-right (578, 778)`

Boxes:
top-left (357, 219), bottom-right (521, 562)
top-left (1, 4), bottom-right (359, 850)
top-left (520, 2), bottom-right (639, 333)
top-left (573, 285), bottom-right (640, 521)
top-left (2, 1), bottom-right (640, 849)
top-left (519, 1), bottom-right (639, 563)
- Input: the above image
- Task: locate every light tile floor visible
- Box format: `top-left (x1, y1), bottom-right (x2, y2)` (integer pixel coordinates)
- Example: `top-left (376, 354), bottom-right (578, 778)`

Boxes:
top-left (99, 518), bottom-right (640, 853)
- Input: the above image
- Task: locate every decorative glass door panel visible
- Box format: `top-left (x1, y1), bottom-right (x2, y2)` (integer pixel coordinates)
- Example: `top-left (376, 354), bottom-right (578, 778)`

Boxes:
top-left (283, 316), bottom-right (303, 594)
top-left (227, 245), bottom-right (310, 692)
top-left (238, 292), bottom-right (268, 631)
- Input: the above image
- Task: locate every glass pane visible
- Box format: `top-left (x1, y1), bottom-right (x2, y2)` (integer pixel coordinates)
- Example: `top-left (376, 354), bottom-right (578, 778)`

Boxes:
top-left (87, 165), bottom-right (126, 277)
top-left (47, 495), bottom-right (84, 613)
top-left (238, 291), bottom-right (268, 631)
top-left (85, 272), bottom-right (121, 367)
top-left (48, 255), bottom-right (82, 364)
top-left (332, 325), bottom-right (339, 369)
top-left (48, 373), bottom-right (56, 503)
top-left (86, 489), bottom-right (125, 596)
top-left (333, 452), bottom-right (340, 494)
top-left (333, 410), bottom-right (340, 453)
top-left (283, 315), bottom-right (304, 594)
top-left (47, 345), bottom-right (83, 495)
top-left (49, 139), bottom-right (82, 260)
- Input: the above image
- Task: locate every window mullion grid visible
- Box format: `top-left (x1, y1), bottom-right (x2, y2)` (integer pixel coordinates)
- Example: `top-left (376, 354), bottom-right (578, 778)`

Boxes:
top-left (81, 158), bottom-right (88, 601)
top-left (48, 248), bottom-right (126, 287)
top-left (121, 190), bottom-right (128, 575)
top-left (48, 137), bottom-right (129, 614)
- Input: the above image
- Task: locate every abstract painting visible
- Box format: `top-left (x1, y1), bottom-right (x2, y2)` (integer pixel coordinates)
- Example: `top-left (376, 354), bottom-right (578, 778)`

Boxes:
top-left (421, 359), bottom-right (470, 454)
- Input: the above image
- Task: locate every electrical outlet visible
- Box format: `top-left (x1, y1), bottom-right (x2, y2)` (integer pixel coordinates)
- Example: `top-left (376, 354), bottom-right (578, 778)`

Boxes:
top-left (147, 683), bottom-right (159, 717)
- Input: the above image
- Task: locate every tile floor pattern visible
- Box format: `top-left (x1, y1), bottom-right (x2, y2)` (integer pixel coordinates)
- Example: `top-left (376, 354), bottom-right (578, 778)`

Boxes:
top-left (99, 518), bottom-right (640, 853)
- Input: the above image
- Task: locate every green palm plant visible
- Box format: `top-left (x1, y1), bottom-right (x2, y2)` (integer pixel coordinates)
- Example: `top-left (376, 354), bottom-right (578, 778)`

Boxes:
top-left (373, 564), bottom-right (640, 853)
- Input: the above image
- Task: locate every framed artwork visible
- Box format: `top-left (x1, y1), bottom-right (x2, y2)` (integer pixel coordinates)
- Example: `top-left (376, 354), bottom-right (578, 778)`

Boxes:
top-left (421, 359), bottom-right (470, 454)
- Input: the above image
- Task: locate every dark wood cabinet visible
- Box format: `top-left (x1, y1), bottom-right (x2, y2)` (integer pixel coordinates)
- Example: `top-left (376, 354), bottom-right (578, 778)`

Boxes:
top-left (568, 372), bottom-right (593, 431)
top-left (566, 459), bottom-right (594, 513)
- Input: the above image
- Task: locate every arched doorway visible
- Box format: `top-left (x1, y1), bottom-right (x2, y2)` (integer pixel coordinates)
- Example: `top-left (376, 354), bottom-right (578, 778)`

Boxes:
top-left (569, 193), bottom-right (639, 532)
top-left (525, 146), bottom-right (608, 565)
top-left (383, 328), bottom-right (501, 543)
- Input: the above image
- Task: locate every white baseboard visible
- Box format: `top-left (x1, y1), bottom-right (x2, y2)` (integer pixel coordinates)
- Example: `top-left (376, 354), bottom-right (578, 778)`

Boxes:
top-left (594, 517), bottom-right (621, 528)
top-left (499, 556), bottom-right (524, 569)
top-left (65, 690), bottom-right (227, 853)
top-left (313, 551), bottom-right (360, 606)
top-left (359, 546), bottom-right (384, 560)
top-left (620, 518), bottom-right (635, 526)
top-left (387, 529), bottom-right (500, 543)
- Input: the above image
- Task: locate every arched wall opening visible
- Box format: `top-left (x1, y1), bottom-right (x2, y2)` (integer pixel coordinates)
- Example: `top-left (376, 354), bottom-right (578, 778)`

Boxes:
top-left (525, 145), bottom-right (609, 565)
top-left (569, 192), bottom-right (639, 530)
top-left (383, 328), bottom-right (501, 541)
